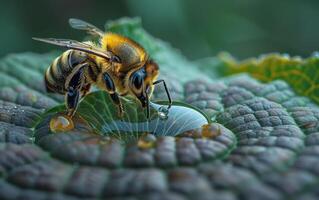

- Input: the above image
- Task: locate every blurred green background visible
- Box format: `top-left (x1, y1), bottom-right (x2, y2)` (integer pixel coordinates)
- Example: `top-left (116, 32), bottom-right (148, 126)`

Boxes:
top-left (0, 0), bottom-right (318, 59)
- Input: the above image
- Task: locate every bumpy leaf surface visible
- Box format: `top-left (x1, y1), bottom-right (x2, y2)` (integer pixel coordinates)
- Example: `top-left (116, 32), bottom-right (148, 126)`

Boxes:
top-left (0, 18), bottom-right (319, 200)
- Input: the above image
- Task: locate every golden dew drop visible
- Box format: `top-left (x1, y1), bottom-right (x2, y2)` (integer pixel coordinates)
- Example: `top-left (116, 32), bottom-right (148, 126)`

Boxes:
top-left (49, 114), bottom-right (74, 133)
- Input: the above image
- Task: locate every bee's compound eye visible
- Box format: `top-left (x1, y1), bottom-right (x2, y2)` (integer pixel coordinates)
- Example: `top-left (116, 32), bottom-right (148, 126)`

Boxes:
top-left (130, 69), bottom-right (145, 90)
top-left (132, 73), bottom-right (143, 89)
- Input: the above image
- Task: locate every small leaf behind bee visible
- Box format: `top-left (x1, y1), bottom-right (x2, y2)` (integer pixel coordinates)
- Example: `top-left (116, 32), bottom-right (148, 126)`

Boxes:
top-left (222, 53), bottom-right (319, 105)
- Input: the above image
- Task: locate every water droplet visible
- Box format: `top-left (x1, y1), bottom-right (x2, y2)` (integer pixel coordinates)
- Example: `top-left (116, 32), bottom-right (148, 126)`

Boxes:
top-left (100, 102), bottom-right (209, 138)
top-left (49, 114), bottom-right (74, 133)
top-left (157, 106), bottom-right (169, 120)
top-left (137, 134), bottom-right (156, 149)
top-left (201, 124), bottom-right (221, 139)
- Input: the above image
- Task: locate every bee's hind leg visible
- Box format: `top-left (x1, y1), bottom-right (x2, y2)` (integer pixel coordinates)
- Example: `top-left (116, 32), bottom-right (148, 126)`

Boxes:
top-left (66, 87), bottom-right (80, 117)
top-left (65, 63), bottom-right (87, 117)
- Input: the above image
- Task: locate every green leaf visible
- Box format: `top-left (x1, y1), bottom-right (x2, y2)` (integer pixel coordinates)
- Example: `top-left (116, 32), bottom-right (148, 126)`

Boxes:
top-left (1, 17), bottom-right (319, 200)
top-left (222, 53), bottom-right (319, 104)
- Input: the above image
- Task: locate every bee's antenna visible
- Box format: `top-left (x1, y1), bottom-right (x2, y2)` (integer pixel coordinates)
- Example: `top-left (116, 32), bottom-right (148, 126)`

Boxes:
top-left (153, 79), bottom-right (172, 109)
top-left (146, 92), bottom-right (150, 120)
top-left (143, 82), bottom-right (150, 120)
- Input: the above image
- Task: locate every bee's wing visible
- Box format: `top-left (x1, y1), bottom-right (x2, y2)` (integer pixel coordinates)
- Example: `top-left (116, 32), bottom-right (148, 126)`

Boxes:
top-left (32, 37), bottom-right (113, 60)
top-left (69, 18), bottom-right (104, 37)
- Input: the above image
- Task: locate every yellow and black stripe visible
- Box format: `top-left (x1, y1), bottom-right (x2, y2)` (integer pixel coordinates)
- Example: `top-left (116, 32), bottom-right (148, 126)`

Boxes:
top-left (44, 50), bottom-right (88, 94)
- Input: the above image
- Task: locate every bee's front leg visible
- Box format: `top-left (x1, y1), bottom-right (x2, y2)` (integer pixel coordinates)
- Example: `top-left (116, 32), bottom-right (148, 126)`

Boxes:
top-left (110, 93), bottom-right (124, 118)
top-left (103, 72), bottom-right (124, 118)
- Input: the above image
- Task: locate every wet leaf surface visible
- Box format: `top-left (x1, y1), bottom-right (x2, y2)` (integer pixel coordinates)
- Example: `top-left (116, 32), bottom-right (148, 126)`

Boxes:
top-left (63, 92), bottom-right (209, 138)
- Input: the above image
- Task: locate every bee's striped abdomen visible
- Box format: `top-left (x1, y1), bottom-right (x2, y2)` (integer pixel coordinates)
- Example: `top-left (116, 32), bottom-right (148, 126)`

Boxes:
top-left (44, 50), bottom-right (87, 94)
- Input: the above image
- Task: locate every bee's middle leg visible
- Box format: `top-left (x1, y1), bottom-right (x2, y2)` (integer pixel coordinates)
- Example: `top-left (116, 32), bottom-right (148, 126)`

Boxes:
top-left (81, 83), bottom-right (91, 97)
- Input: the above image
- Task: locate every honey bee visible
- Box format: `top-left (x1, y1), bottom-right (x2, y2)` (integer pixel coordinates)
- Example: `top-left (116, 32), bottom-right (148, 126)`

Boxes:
top-left (33, 18), bottom-right (172, 119)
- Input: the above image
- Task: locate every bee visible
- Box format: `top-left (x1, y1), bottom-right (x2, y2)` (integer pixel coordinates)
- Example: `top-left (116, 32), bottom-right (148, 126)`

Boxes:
top-left (33, 18), bottom-right (172, 119)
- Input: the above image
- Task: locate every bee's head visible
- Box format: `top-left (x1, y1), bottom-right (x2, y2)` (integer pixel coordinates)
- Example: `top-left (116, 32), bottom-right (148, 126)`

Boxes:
top-left (129, 60), bottom-right (159, 107)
